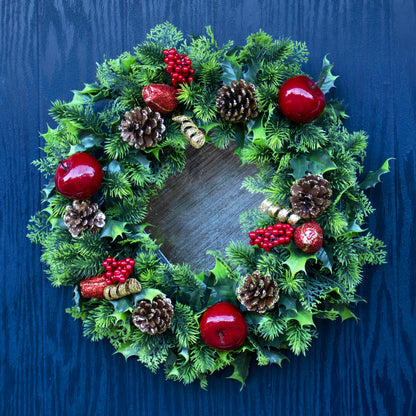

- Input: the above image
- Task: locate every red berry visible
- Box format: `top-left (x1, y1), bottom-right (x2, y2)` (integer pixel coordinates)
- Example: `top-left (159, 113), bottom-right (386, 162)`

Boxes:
top-left (187, 76), bottom-right (194, 83)
top-left (163, 49), bottom-right (169, 55)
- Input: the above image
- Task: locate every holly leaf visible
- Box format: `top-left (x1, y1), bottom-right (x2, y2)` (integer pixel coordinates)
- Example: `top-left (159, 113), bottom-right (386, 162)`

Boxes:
top-left (318, 55), bottom-right (338, 94)
top-left (126, 151), bottom-right (151, 169)
top-left (282, 243), bottom-right (317, 276)
top-left (285, 308), bottom-right (315, 327)
top-left (100, 219), bottom-right (128, 241)
top-left (109, 297), bottom-right (133, 313)
top-left (316, 247), bottom-right (333, 272)
top-left (247, 116), bottom-right (266, 142)
top-left (69, 135), bottom-right (102, 154)
top-left (227, 350), bottom-right (251, 389)
top-left (290, 149), bottom-right (337, 180)
top-left (42, 180), bottom-right (56, 199)
top-left (261, 348), bottom-right (289, 367)
top-left (244, 60), bottom-right (261, 83)
top-left (359, 158), bottom-right (393, 190)
top-left (221, 56), bottom-right (243, 85)
top-left (332, 304), bottom-right (358, 322)
top-left (120, 53), bottom-right (137, 73)
top-left (116, 343), bottom-right (139, 360)
top-left (278, 295), bottom-right (297, 312)
top-left (132, 288), bottom-right (165, 303)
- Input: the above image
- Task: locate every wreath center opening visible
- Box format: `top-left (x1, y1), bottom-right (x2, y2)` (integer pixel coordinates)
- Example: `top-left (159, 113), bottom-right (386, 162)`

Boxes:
top-left (145, 142), bottom-right (262, 272)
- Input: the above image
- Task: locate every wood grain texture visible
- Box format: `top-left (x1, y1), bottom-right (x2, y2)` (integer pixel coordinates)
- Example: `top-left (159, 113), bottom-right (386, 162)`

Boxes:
top-left (0, 0), bottom-right (414, 415)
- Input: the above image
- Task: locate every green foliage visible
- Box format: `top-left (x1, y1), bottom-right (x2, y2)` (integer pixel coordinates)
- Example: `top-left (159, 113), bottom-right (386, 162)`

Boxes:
top-left (29, 22), bottom-right (388, 388)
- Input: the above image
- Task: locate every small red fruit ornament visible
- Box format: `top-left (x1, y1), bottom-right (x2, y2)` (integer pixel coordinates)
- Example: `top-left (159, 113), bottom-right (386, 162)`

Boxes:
top-left (142, 84), bottom-right (178, 114)
top-left (277, 75), bottom-right (326, 123)
top-left (199, 302), bottom-right (248, 350)
top-left (293, 221), bottom-right (324, 253)
top-left (163, 48), bottom-right (195, 87)
top-left (249, 223), bottom-right (294, 252)
top-left (55, 152), bottom-right (103, 199)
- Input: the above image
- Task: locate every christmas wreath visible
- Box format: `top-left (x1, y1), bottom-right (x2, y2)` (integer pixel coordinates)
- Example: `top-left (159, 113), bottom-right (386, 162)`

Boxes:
top-left (28, 22), bottom-right (389, 388)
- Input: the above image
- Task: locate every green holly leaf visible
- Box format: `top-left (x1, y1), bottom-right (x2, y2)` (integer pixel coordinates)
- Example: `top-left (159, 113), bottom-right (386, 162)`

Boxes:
top-left (132, 288), bottom-right (165, 303)
top-left (332, 304), bottom-right (358, 322)
top-left (116, 343), bottom-right (139, 360)
top-left (359, 158), bottom-right (393, 190)
top-left (110, 297), bottom-right (133, 313)
top-left (244, 60), bottom-right (261, 83)
top-left (285, 308), bottom-right (315, 327)
top-left (290, 149), bottom-right (337, 180)
top-left (221, 56), bottom-right (243, 85)
top-left (42, 180), bottom-right (56, 199)
top-left (69, 135), bottom-right (102, 154)
top-left (318, 55), bottom-right (339, 94)
top-left (247, 116), bottom-right (266, 142)
top-left (100, 219), bottom-right (128, 241)
top-left (227, 350), bottom-right (251, 389)
top-left (261, 348), bottom-right (289, 367)
top-left (126, 151), bottom-right (151, 169)
top-left (282, 243), bottom-right (317, 276)
top-left (316, 247), bottom-right (333, 272)
top-left (120, 53), bottom-right (137, 73)
top-left (278, 295), bottom-right (297, 312)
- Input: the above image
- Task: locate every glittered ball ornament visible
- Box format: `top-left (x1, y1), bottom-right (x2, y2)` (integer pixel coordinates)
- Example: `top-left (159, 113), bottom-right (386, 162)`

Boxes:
top-left (199, 302), bottom-right (248, 350)
top-left (293, 221), bottom-right (324, 253)
top-left (277, 75), bottom-right (326, 123)
top-left (142, 84), bottom-right (178, 114)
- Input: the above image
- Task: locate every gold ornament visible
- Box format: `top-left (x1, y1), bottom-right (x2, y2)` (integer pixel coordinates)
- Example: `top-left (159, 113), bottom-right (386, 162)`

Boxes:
top-left (172, 115), bottom-right (205, 149)
top-left (103, 278), bottom-right (142, 301)
top-left (259, 199), bottom-right (300, 225)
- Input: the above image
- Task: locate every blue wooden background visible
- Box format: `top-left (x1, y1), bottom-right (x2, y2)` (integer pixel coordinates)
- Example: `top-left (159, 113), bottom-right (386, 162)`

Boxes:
top-left (1, 0), bottom-right (415, 415)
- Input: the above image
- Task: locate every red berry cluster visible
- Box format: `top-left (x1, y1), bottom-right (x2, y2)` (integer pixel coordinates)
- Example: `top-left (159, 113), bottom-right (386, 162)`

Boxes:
top-left (102, 257), bottom-right (135, 285)
top-left (249, 223), bottom-right (295, 252)
top-left (163, 48), bottom-right (195, 87)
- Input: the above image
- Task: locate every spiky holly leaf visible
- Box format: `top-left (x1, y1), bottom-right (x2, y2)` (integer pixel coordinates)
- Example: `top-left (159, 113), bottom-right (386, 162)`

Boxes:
top-left (132, 288), bottom-right (165, 303)
top-left (69, 135), bottom-right (102, 154)
top-left (100, 219), bottom-right (128, 241)
top-left (284, 308), bottom-right (315, 327)
top-left (290, 149), bottom-right (337, 180)
top-left (359, 158), bottom-right (392, 190)
top-left (282, 243), bottom-right (317, 276)
top-left (220, 56), bottom-right (243, 85)
top-left (261, 348), bottom-right (288, 366)
top-left (318, 55), bottom-right (338, 94)
top-left (227, 350), bottom-right (251, 389)
top-left (116, 343), bottom-right (140, 360)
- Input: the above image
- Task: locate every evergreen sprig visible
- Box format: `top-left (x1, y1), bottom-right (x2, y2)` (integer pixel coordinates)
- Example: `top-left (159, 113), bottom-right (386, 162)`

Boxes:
top-left (27, 23), bottom-right (388, 388)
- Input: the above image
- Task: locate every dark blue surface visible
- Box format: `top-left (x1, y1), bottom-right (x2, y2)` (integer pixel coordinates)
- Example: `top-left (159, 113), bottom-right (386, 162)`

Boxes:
top-left (1, 1), bottom-right (414, 415)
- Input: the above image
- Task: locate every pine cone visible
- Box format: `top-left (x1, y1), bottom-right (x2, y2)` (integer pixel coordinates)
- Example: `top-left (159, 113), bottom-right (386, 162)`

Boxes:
top-left (119, 106), bottom-right (166, 149)
top-left (132, 294), bottom-right (174, 335)
top-left (216, 79), bottom-right (259, 123)
top-left (237, 270), bottom-right (280, 314)
top-left (290, 173), bottom-right (333, 219)
top-left (63, 200), bottom-right (106, 238)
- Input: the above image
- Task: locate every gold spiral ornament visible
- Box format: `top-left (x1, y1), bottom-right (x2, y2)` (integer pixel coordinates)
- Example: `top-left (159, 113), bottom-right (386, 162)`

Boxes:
top-left (172, 115), bottom-right (206, 149)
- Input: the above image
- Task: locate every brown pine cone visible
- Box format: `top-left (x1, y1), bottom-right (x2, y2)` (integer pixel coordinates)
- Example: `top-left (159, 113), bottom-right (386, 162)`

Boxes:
top-left (63, 200), bottom-right (106, 238)
top-left (290, 173), bottom-right (333, 219)
top-left (237, 270), bottom-right (280, 314)
top-left (132, 294), bottom-right (174, 335)
top-left (216, 79), bottom-right (259, 123)
top-left (119, 106), bottom-right (166, 149)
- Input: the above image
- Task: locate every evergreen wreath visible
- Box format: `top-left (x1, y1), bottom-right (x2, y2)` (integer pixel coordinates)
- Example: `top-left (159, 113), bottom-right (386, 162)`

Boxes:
top-left (27, 22), bottom-right (390, 388)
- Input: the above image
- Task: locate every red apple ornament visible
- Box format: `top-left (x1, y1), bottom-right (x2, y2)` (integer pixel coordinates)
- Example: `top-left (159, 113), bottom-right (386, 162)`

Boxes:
top-left (55, 152), bottom-right (103, 199)
top-left (199, 302), bottom-right (248, 350)
top-left (277, 75), bottom-right (326, 123)
top-left (293, 221), bottom-right (323, 253)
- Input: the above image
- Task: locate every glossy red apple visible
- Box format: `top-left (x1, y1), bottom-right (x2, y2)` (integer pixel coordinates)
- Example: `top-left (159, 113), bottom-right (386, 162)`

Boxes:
top-left (199, 302), bottom-right (248, 350)
top-left (277, 75), bottom-right (326, 123)
top-left (55, 152), bottom-right (103, 199)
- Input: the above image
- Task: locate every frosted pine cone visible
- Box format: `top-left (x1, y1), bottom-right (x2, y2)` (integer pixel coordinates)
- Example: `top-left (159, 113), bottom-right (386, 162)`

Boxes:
top-left (237, 270), bottom-right (280, 314)
top-left (132, 294), bottom-right (174, 335)
top-left (290, 173), bottom-right (332, 219)
top-left (216, 79), bottom-right (259, 123)
top-left (119, 106), bottom-right (166, 149)
top-left (63, 200), bottom-right (105, 238)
